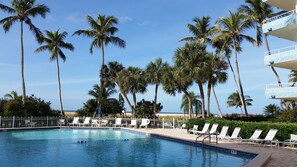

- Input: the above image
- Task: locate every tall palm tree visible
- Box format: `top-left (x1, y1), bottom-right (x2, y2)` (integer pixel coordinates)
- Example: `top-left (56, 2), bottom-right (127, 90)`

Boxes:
top-left (214, 11), bottom-right (257, 116)
top-left (239, 0), bottom-right (282, 86)
top-left (145, 58), bottom-right (169, 117)
top-left (35, 30), bottom-right (74, 115)
top-left (227, 92), bottom-right (253, 114)
top-left (119, 66), bottom-right (147, 118)
top-left (73, 14), bottom-right (126, 116)
top-left (174, 42), bottom-right (208, 118)
top-left (0, 0), bottom-right (50, 105)
top-left (107, 61), bottom-right (134, 113)
top-left (206, 54), bottom-right (228, 118)
top-left (180, 16), bottom-right (215, 46)
top-left (162, 66), bottom-right (193, 118)
top-left (180, 92), bottom-right (202, 116)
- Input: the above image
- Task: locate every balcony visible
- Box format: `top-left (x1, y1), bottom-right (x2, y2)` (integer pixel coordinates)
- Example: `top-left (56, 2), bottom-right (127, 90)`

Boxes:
top-left (262, 10), bottom-right (297, 42)
top-left (264, 45), bottom-right (297, 70)
top-left (265, 83), bottom-right (297, 100)
top-left (263, 0), bottom-right (295, 11)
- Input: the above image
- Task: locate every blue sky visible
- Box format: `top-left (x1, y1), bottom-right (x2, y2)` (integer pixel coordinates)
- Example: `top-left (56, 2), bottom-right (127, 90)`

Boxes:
top-left (0, 0), bottom-right (294, 115)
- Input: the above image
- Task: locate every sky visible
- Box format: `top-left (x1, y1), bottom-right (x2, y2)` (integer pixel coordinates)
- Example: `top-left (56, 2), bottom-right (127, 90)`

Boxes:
top-left (0, 0), bottom-right (295, 115)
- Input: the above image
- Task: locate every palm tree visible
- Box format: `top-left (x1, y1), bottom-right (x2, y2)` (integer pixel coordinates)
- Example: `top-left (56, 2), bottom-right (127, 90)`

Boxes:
top-left (174, 42), bottom-right (208, 118)
top-left (227, 92), bottom-right (253, 114)
top-left (263, 104), bottom-right (281, 116)
top-left (289, 70), bottom-right (297, 83)
top-left (73, 14), bottom-right (126, 116)
top-left (162, 66), bottom-right (193, 118)
top-left (145, 58), bottom-right (169, 117)
top-left (4, 91), bottom-right (19, 100)
top-left (180, 16), bottom-right (215, 46)
top-left (180, 92), bottom-right (202, 116)
top-left (88, 84), bottom-right (117, 103)
top-left (206, 54), bottom-right (228, 118)
top-left (214, 11), bottom-right (257, 116)
top-left (35, 30), bottom-right (74, 115)
top-left (119, 66), bottom-right (147, 118)
top-left (239, 0), bottom-right (282, 86)
top-left (107, 61), bottom-right (134, 113)
top-left (0, 0), bottom-right (50, 105)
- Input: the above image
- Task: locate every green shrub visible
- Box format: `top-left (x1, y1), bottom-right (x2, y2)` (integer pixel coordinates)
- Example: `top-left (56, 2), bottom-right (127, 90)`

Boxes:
top-left (187, 118), bottom-right (297, 141)
top-left (135, 99), bottom-right (163, 118)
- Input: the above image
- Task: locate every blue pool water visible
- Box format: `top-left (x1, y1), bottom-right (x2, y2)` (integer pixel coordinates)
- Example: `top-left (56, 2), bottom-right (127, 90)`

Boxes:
top-left (0, 129), bottom-right (254, 167)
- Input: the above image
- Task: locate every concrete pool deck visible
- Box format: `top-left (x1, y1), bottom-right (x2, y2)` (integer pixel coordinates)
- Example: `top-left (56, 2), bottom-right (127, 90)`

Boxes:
top-left (127, 128), bottom-right (297, 167)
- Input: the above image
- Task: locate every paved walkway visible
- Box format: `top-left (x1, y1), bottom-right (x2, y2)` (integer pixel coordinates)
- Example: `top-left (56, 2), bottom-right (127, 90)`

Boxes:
top-left (128, 128), bottom-right (297, 167)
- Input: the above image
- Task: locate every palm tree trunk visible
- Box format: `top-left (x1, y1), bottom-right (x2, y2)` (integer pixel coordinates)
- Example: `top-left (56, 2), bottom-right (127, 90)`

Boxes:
top-left (207, 80), bottom-right (211, 117)
top-left (153, 83), bottom-right (159, 116)
top-left (99, 43), bottom-right (105, 117)
top-left (263, 33), bottom-right (282, 87)
top-left (20, 21), bottom-right (26, 106)
top-left (232, 39), bottom-right (248, 116)
top-left (212, 85), bottom-right (222, 118)
top-left (183, 91), bottom-right (192, 119)
top-left (122, 92), bottom-right (134, 115)
top-left (56, 57), bottom-right (64, 116)
top-left (197, 82), bottom-right (205, 118)
top-left (132, 92), bottom-right (137, 118)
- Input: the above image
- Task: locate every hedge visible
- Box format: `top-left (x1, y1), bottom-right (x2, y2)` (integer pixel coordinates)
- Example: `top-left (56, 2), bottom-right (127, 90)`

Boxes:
top-left (187, 118), bottom-right (297, 141)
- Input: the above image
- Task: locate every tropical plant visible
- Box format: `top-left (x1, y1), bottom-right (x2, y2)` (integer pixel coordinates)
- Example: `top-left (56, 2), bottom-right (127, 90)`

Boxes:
top-left (162, 66), bottom-right (193, 118)
top-left (119, 66), bottom-right (147, 118)
top-left (106, 61), bottom-right (133, 112)
top-left (263, 104), bottom-right (281, 117)
top-left (145, 58), bottom-right (169, 117)
top-left (206, 54), bottom-right (228, 118)
top-left (4, 91), bottom-right (19, 100)
top-left (173, 42), bottom-right (208, 118)
top-left (0, 0), bottom-right (50, 105)
top-left (180, 16), bottom-right (215, 46)
top-left (239, 0), bottom-right (282, 86)
top-left (34, 30), bottom-right (74, 116)
top-left (227, 92), bottom-right (253, 114)
top-left (214, 10), bottom-right (257, 116)
top-left (88, 84), bottom-right (117, 103)
top-left (73, 14), bottom-right (126, 115)
top-left (180, 92), bottom-right (201, 116)
top-left (135, 99), bottom-right (163, 119)
top-left (289, 70), bottom-right (297, 83)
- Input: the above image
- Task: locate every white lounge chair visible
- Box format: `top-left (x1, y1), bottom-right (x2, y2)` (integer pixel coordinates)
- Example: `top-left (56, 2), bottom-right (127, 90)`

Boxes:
top-left (129, 119), bottom-right (137, 128)
top-left (58, 119), bottom-right (65, 126)
top-left (140, 119), bottom-right (150, 128)
top-left (91, 119), bottom-right (99, 127)
top-left (284, 134), bottom-right (297, 148)
top-left (100, 119), bottom-right (108, 127)
top-left (25, 119), bottom-right (32, 127)
top-left (79, 117), bottom-right (91, 127)
top-left (220, 127), bottom-right (241, 142)
top-left (255, 129), bottom-right (278, 147)
top-left (189, 125), bottom-right (199, 134)
top-left (192, 123), bottom-right (210, 135)
top-left (68, 117), bottom-right (79, 126)
top-left (113, 118), bottom-right (125, 127)
top-left (241, 129), bottom-right (262, 143)
top-left (216, 126), bottom-right (229, 139)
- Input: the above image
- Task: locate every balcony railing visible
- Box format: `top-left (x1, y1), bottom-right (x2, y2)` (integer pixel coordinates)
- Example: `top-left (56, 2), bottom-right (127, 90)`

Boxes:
top-left (266, 83), bottom-right (297, 89)
top-left (265, 45), bottom-right (297, 56)
top-left (264, 9), bottom-right (296, 23)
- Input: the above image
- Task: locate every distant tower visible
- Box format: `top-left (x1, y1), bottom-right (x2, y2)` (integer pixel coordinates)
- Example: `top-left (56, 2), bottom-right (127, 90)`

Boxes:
top-left (263, 0), bottom-right (297, 100)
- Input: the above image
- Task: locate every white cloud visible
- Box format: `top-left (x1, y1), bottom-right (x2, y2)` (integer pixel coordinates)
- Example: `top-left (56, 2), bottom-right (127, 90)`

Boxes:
top-left (118, 16), bottom-right (133, 23)
top-left (138, 20), bottom-right (151, 26)
top-left (65, 13), bottom-right (85, 24)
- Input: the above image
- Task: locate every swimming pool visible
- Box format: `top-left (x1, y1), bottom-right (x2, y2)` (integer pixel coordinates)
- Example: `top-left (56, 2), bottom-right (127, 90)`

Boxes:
top-left (0, 129), bottom-right (255, 166)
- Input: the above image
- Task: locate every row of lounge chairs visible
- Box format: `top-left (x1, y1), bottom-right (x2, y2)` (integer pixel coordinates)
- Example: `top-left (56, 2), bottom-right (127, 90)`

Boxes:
top-left (67, 117), bottom-right (150, 128)
top-left (189, 123), bottom-right (283, 148)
